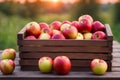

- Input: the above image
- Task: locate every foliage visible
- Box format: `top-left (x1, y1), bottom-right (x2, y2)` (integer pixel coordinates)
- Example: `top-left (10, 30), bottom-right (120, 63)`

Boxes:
top-left (114, 3), bottom-right (120, 24)
top-left (71, 0), bottom-right (101, 21)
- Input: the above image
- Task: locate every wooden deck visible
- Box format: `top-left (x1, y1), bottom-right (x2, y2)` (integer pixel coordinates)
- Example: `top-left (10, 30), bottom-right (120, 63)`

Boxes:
top-left (0, 41), bottom-right (120, 80)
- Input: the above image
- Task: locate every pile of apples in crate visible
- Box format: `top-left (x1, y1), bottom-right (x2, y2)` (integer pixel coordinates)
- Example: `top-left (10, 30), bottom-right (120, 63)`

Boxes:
top-left (25, 14), bottom-right (106, 40)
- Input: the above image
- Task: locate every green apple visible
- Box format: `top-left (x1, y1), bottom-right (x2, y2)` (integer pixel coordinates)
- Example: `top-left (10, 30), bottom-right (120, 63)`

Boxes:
top-left (76, 33), bottom-right (84, 40)
top-left (83, 32), bottom-right (92, 40)
top-left (90, 59), bottom-right (108, 75)
top-left (38, 57), bottom-right (53, 73)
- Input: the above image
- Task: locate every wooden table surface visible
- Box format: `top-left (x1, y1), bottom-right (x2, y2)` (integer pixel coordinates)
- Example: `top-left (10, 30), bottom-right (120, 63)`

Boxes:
top-left (0, 41), bottom-right (120, 80)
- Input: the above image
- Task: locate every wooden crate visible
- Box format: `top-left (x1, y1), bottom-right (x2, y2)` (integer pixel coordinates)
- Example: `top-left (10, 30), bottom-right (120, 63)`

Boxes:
top-left (17, 24), bottom-right (113, 71)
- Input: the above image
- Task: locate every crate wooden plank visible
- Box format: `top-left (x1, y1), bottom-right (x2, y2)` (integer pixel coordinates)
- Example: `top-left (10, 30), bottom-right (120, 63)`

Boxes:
top-left (19, 52), bottom-right (112, 60)
top-left (18, 40), bottom-right (110, 46)
top-left (19, 46), bottom-right (111, 53)
top-left (17, 26), bottom-right (26, 40)
top-left (20, 65), bottom-right (112, 72)
top-left (19, 59), bottom-right (111, 67)
top-left (105, 24), bottom-right (113, 41)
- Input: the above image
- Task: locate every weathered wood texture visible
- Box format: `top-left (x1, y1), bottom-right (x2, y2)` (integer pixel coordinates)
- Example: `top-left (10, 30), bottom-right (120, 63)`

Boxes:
top-left (17, 24), bottom-right (113, 71)
top-left (0, 41), bottom-right (120, 80)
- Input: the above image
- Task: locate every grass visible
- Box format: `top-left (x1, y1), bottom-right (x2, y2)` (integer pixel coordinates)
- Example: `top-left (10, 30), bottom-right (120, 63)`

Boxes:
top-left (0, 14), bottom-right (31, 50)
top-left (112, 24), bottom-right (120, 42)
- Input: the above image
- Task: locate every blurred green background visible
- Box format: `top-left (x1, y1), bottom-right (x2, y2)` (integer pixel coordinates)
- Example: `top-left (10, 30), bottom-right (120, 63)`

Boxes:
top-left (0, 0), bottom-right (120, 51)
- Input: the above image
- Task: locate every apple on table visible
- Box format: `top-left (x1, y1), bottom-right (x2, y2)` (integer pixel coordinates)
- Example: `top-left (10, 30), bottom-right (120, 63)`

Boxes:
top-left (90, 59), bottom-right (108, 75)
top-left (0, 59), bottom-right (15, 75)
top-left (53, 56), bottom-right (71, 75)
top-left (1, 48), bottom-right (16, 60)
top-left (38, 56), bottom-right (53, 73)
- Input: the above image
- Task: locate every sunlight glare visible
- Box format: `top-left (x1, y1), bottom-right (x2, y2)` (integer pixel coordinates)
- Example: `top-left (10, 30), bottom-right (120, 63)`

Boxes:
top-left (52, 0), bottom-right (59, 3)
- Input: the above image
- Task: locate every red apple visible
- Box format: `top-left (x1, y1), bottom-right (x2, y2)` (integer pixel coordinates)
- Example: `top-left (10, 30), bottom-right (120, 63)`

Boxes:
top-left (1, 48), bottom-right (16, 60)
top-left (71, 21), bottom-right (80, 30)
top-left (76, 33), bottom-right (84, 40)
top-left (50, 21), bottom-right (62, 30)
top-left (53, 56), bottom-right (71, 75)
top-left (25, 35), bottom-right (36, 40)
top-left (39, 22), bottom-right (49, 30)
top-left (78, 14), bottom-right (93, 23)
top-left (26, 22), bottom-right (41, 38)
top-left (0, 59), bottom-right (15, 75)
top-left (92, 21), bottom-right (105, 32)
top-left (92, 31), bottom-right (106, 40)
top-left (62, 20), bottom-right (71, 25)
top-left (51, 33), bottom-right (65, 40)
top-left (38, 57), bottom-right (53, 73)
top-left (62, 26), bottom-right (78, 39)
top-left (83, 32), bottom-right (92, 40)
top-left (90, 59), bottom-right (108, 75)
top-left (52, 30), bottom-right (61, 35)
top-left (78, 18), bottom-right (92, 33)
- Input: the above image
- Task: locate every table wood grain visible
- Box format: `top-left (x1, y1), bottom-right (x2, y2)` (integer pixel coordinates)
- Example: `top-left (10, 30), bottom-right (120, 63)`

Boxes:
top-left (0, 41), bottom-right (120, 80)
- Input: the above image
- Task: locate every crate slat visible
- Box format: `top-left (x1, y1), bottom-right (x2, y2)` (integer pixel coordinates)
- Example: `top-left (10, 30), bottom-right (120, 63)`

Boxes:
top-left (18, 40), bottom-right (110, 46)
top-left (19, 46), bottom-right (112, 53)
top-left (19, 52), bottom-right (112, 60)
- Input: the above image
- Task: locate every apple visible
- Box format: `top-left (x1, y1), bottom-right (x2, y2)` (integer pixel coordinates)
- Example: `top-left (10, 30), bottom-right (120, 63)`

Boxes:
top-left (71, 21), bottom-right (80, 30)
top-left (83, 32), bottom-right (92, 40)
top-left (51, 33), bottom-right (65, 40)
top-left (92, 21), bottom-right (105, 32)
top-left (41, 28), bottom-right (53, 36)
top-left (78, 18), bottom-right (92, 33)
top-left (62, 26), bottom-right (78, 39)
top-left (52, 30), bottom-right (61, 35)
top-left (76, 33), bottom-right (84, 40)
top-left (92, 31), bottom-right (106, 40)
top-left (26, 22), bottom-right (41, 38)
top-left (0, 59), bottom-right (15, 75)
top-left (53, 56), bottom-right (71, 75)
top-left (50, 21), bottom-right (62, 30)
top-left (62, 20), bottom-right (71, 25)
top-left (90, 59), bottom-right (108, 75)
top-left (38, 33), bottom-right (51, 40)
top-left (60, 23), bottom-right (71, 32)
top-left (1, 48), bottom-right (16, 60)
top-left (78, 14), bottom-right (93, 23)
top-left (25, 35), bottom-right (36, 40)
top-left (38, 57), bottom-right (53, 73)
top-left (39, 22), bottom-right (49, 30)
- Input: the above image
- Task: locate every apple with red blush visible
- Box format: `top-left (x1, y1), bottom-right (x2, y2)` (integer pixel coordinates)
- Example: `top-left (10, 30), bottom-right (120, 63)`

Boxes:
top-left (50, 21), bottom-right (62, 30)
top-left (26, 22), bottom-right (41, 38)
top-left (53, 56), bottom-right (71, 75)
top-left (0, 59), bottom-right (15, 75)
top-left (78, 18), bottom-right (92, 33)
top-left (92, 31), bottom-right (106, 40)
top-left (78, 14), bottom-right (93, 23)
top-left (25, 35), bottom-right (36, 40)
top-left (1, 48), bottom-right (16, 60)
top-left (62, 26), bottom-right (78, 39)
top-left (92, 21), bottom-right (105, 32)
top-left (38, 57), bottom-right (53, 73)
top-left (90, 59), bottom-right (108, 75)
top-left (51, 33), bottom-right (65, 40)
top-left (39, 22), bottom-right (49, 30)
